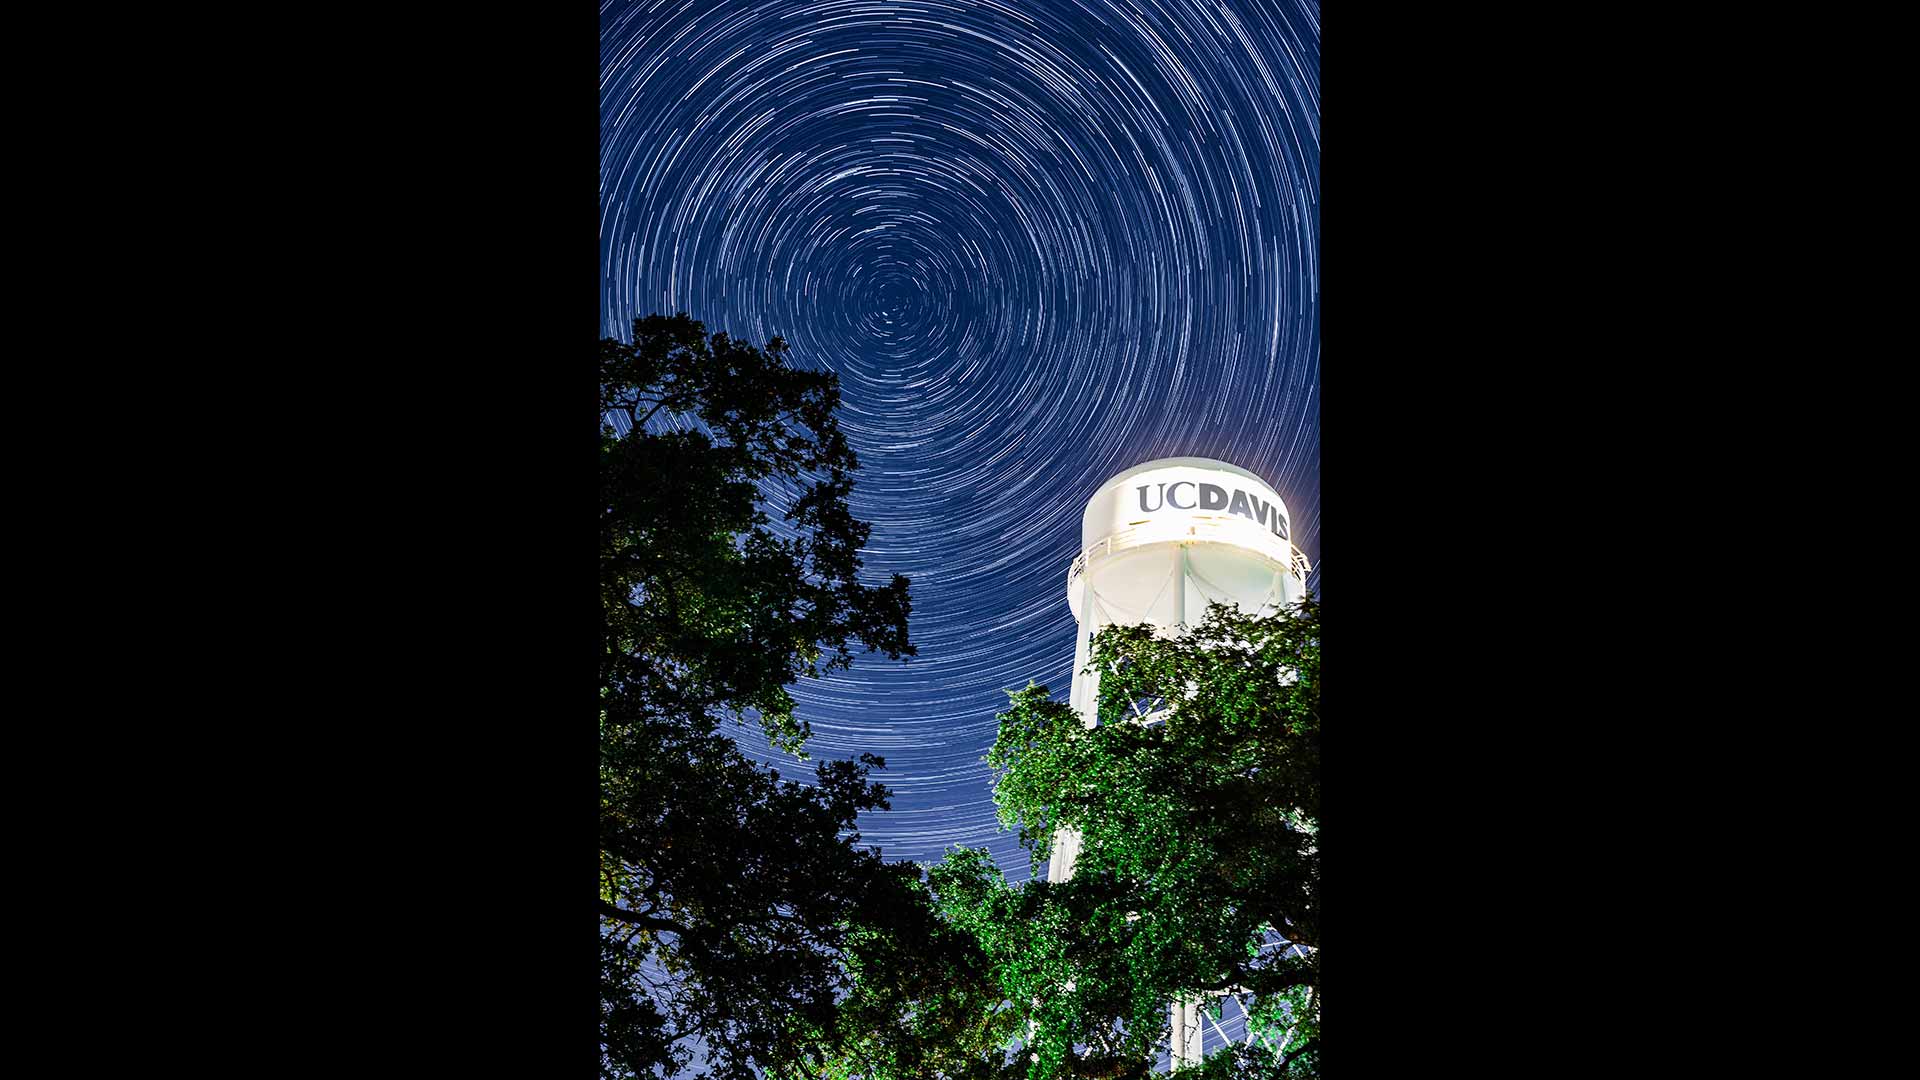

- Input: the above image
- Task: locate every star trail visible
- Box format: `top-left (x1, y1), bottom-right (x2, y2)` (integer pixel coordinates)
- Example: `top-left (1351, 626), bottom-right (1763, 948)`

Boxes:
top-left (601, 0), bottom-right (1319, 882)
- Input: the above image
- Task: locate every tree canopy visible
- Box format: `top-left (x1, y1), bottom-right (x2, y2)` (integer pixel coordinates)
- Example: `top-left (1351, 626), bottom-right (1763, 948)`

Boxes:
top-left (600, 314), bottom-right (917, 1079)
top-left (814, 598), bottom-right (1321, 1079)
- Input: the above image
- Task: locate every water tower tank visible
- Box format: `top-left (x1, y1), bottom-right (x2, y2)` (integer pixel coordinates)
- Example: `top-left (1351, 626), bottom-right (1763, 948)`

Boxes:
top-left (1049, 456), bottom-right (1310, 882)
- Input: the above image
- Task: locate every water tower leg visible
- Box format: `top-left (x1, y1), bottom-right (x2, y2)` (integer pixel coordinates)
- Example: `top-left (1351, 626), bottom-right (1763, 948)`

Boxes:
top-left (1171, 996), bottom-right (1202, 1068)
top-left (1173, 544), bottom-right (1187, 627)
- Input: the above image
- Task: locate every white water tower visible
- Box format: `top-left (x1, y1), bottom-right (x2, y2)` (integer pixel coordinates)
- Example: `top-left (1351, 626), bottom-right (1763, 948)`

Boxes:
top-left (1046, 456), bottom-right (1311, 1068)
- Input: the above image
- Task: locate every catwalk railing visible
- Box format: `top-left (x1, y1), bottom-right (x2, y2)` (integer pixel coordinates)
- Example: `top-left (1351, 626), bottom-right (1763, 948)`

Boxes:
top-left (1067, 516), bottom-right (1312, 591)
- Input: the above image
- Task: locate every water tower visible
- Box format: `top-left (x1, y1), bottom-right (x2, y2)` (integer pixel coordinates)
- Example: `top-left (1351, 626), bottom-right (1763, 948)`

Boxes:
top-left (1047, 457), bottom-right (1311, 1068)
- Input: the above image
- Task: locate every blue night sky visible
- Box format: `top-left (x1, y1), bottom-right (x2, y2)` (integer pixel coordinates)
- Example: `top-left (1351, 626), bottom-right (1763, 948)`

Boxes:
top-left (600, 0), bottom-right (1319, 884)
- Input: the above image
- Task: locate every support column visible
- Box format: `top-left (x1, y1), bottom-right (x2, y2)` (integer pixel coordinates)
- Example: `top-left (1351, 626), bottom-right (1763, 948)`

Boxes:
top-left (1168, 548), bottom-right (1200, 1068)
top-left (1172, 544), bottom-right (1187, 627)
top-left (1171, 997), bottom-right (1202, 1067)
top-left (1046, 826), bottom-right (1082, 882)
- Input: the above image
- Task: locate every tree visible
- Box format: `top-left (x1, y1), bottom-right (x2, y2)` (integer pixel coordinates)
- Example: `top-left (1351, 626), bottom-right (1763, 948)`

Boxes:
top-left (768, 860), bottom-right (1020, 1080)
top-left (600, 313), bottom-right (912, 752)
top-left (600, 314), bottom-right (918, 1079)
top-left (848, 599), bottom-right (1319, 1079)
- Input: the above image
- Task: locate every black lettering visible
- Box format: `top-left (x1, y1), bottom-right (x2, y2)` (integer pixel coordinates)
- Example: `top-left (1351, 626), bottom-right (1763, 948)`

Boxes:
top-left (1199, 484), bottom-right (1228, 510)
top-left (1167, 481), bottom-right (1197, 509)
top-left (1138, 484), bottom-right (1165, 512)
top-left (1250, 494), bottom-right (1272, 528)
top-left (1228, 490), bottom-right (1254, 520)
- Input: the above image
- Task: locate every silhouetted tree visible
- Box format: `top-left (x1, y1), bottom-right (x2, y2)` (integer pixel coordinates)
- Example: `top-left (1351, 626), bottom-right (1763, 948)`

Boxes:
top-left (600, 314), bottom-right (917, 1079)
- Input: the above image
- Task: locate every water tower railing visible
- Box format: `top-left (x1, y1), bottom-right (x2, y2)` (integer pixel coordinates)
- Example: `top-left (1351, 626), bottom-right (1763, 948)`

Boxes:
top-left (1067, 517), bottom-right (1312, 590)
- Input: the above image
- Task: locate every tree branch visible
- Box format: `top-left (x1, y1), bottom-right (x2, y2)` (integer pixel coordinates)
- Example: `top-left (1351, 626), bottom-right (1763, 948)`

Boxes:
top-left (599, 899), bottom-right (825, 942)
top-left (634, 392), bottom-right (695, 430)
top-left (600, 900), bottom-right (688, 935)
top-left (1194, 964), bottom-right (1315, 996)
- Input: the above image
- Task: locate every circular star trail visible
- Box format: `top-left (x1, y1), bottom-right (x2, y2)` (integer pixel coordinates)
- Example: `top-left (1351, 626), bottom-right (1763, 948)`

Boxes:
top-left (602, 0), bottom-right (1319, 880)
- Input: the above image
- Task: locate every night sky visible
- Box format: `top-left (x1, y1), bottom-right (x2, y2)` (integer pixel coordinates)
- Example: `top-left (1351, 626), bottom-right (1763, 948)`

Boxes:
top-left (600, 0), bottom-right (1319, 884)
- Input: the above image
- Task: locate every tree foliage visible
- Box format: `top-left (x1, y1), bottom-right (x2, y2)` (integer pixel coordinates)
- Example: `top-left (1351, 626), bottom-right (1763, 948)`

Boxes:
top-left (601, 312), bottom-right (912, 752)
top-left (600, 314), bottom-right (919, 1079)
top-left (769, 858), bottom-right (1021, 1080)
top-left (824, 599), bottom-right (1320, 1079)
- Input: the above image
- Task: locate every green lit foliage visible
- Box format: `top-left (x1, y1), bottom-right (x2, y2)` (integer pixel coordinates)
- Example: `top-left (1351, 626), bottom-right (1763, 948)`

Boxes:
top-left (772, 857), bottom-right (1023, 1080)
top-left (902, 597), bottom-right (1320, 1079)
top-left (600, 314), bottom-right (920, 1079)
